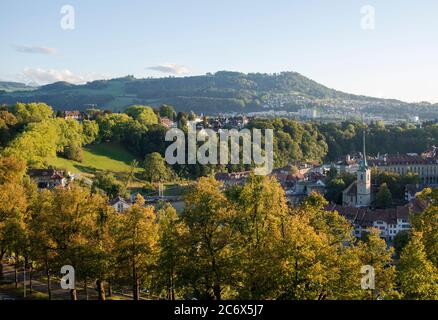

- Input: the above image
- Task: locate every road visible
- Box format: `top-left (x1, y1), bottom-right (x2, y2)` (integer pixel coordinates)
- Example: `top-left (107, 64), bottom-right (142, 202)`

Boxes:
top-left (0, 263), bottom-right (133, 300)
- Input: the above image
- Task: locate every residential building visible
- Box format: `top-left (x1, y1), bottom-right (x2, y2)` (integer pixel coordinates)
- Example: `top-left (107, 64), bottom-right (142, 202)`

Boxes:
top-left (62, 110), bottom-right (88, 121)
top-left (159, 117), bottom-right (176, 128)
top-left (326, 198), bottom-right (427, 241)
top-left (215, 171), bottom-right (251, 187)
top-left (109, 196), bottom-right (132, 213)
top-left (28, 168), bottom-right (67, 189)
top-left (369, 146), bottom-right (438, 184)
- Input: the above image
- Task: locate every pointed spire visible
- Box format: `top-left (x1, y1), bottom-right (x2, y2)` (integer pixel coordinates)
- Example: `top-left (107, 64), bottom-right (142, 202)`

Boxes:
top-left (360, 129), bottom-right (368, 170)
top-left (363, 130), bottom-right (367, 165)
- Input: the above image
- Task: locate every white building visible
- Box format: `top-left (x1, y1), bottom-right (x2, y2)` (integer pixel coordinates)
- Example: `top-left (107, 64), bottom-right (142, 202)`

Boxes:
top-left (109, 196), bottom-right (132, 213)
top-left (326, 199), bottom-right (427, 241)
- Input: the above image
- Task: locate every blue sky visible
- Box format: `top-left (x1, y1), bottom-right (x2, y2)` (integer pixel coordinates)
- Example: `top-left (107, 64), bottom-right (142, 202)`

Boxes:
top-left (1, 0), bottom-right (438, 102)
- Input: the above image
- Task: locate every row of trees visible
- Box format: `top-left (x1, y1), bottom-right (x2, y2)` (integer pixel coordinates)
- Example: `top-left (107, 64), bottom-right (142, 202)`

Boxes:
top-left (1, 156), bottom-right (436, 300)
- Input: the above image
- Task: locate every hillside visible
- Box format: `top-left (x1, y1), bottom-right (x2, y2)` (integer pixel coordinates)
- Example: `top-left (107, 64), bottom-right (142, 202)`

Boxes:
top-left (0, 71), bottom-right (437, 118)
top-left (0, 81), bottom-right (37, 92)
top-left (45, 142), bottom-right (141, 177)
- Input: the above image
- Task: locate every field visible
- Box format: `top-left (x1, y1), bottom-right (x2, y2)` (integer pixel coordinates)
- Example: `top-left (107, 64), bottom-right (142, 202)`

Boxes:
top-left (43, 142), bottom-right (189, 197)
top-left (44, 142), bottom-right (141, 177)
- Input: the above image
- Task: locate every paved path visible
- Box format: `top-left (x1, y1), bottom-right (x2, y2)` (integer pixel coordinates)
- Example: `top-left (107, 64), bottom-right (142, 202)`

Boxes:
top-left (0, 263), bottom-right (132, 300)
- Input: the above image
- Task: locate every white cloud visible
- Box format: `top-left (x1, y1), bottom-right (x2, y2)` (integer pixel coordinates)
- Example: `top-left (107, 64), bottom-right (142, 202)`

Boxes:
top-left (146, 64), bottom-right (190, 75)
top-left (14, 45), bottom-right (58, 55)
top-left (22, 68), bottom-right (88, 84)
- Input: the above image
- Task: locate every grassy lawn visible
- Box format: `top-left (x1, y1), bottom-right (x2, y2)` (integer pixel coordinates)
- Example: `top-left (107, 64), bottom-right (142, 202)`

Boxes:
top-left (45, 143), bottom-right (142, 177)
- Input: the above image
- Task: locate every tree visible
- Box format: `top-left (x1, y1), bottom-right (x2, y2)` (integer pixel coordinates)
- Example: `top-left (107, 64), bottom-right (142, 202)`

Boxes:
top-left (82, 120), bottom-right (99, 145)
top-left (27, 190), bottom-right (56, 299)
top-left (10, 102), bottom-right (53, 124)
top-left (0, 110), bottom-right (18, 147)
top-left (398, 232), bottom-right (438, 299)
top-left (325, 178), bottom-right (346, 204)
top-left (412, 188), bottom-right (438, 268)
top-left (0, 158), bottom-right (28, 280)
top-left (63, 142), bottom-right (83, 162)
top-left (114, 195), bottom-right (159, 300)
top-left (393, 230), bottom-right (410, 257)
top-left (125, 105), bottom-right (158, 126)
top-left (154, 204), bottom-right (186, 299)
top-left (358, 228), bottom-right (397, 299)
top-left (143, 152), bottom-right (171, 183)
top-left (176, 112), bottom-right (187, 129)
top-left (92, 172), bottom-right (126, 198)
top-left (375, 183), bottom-right (392, 208)
top-left (0, 156), bottom-right (26, 184)
top-left (179, 176), bottom-right (238, 300)
top-left (47, 185), bottom-right (103, 300)
top-left (159, 105), bottom-right (176, 121)
top-left (234, 174), bottom-right (288, 299)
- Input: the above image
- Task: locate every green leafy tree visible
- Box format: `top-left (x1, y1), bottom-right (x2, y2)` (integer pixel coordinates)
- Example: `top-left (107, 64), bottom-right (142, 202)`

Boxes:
top-left (10, 102), bottom-right (53, 124)
top-left (154, 204), bottom-right (186, 299)
top-left (143, 152), bottom-right (172, 183)
top-left (82, 120), bottom-right (99, 145)
top-left (125, 105), bottom-right (158, 126)
top-left (179, 176), bottom-right (238, 300)
top-left (375, 183), bottom-right (392, 208)
top-left (398, 232), bottom-right (438, 299)
top-left (114, 195), bottom-right (159, 300)
top-left (159, 105), bottom-right (176, 121)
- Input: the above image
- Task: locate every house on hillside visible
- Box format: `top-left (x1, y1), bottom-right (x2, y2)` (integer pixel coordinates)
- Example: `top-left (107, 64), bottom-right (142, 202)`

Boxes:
top-left (28, 169), bottom-right (67, 189)
top-left (109, 196), bottom-right (132, 213)
top-left (159, 117), bottom-right (177, 128)
top-left (215, 171), bottom-right (251, 187)
top-left (62, 110), bottom-right (88, 121)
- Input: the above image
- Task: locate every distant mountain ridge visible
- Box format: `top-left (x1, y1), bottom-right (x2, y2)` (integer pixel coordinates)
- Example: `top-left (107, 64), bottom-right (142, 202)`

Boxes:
top-left (0, 81), bottom-right (38, 92)
top-left (0, 71), bottom-right (436, 118)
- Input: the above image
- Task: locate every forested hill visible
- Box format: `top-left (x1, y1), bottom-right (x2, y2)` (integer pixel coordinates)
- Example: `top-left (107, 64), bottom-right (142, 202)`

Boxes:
top-left (0, 71), bottom-right (436, 117)
top-left (0, 81), bottom-right (37, 92)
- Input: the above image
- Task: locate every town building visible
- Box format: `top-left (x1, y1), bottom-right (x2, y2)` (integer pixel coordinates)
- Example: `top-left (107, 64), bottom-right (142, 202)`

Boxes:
top-left (28, 168), bottom-right (67, 189)
top-left (335, 154), bottom-right (359, 174)
top-left (109, 196), bottom-right (132, 213)
top-left (369, 146), bottom-right (438, 185)
top-left (215, 171), bottom-right (251, 187)
top-left (159, 117), bottom-right (177, 128)
top-left (326, 198), bottom-right (427, 241)
top-left (62, 110), bottom-right (88, 121)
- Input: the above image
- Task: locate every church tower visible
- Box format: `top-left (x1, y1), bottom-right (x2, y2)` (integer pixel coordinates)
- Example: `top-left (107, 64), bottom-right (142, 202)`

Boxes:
top-left (356, 130), bottom-right (371, 207)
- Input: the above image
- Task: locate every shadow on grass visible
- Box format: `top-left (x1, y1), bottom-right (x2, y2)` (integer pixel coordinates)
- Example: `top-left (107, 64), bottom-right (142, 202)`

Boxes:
top-left (84, 143), bottom-right (138, 165)
top-left (73, 164), bottom-right (98, 175)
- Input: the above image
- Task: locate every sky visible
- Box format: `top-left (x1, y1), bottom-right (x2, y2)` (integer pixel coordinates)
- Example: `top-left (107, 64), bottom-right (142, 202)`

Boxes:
top-left (1, 0), bottom-right (438, 102)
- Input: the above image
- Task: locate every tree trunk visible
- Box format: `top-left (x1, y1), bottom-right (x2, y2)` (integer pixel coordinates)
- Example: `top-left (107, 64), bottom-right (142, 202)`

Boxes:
top-left (0, 248), bottom-right (5, 280)
top-left (84, 278), bottom-right (88, 300)
top-left (70, 289), bottom-right (77, 300)
top-left (96, 279), bottom-right (106, 300)
top-left (14, 267), bottom-right (18, 289)
top-left (213, 284), bottom-right (221, 301)
top-left (133, 263), bottom-right (139, 300)
top-left (107, 282), bottom-right (113, 298)
top-left (46, 261), bottom-right (52, 300)
top-left (29, 264), bottom-right (33, 294)
top-left (171, 275), bottom-right (175, 300)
